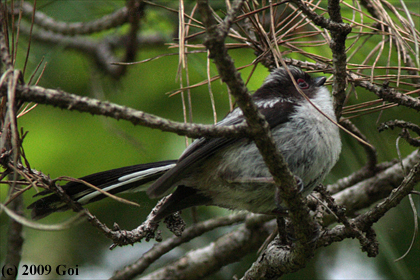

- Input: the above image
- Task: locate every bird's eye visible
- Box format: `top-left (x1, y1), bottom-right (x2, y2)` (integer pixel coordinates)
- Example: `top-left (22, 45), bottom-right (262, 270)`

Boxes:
top-left (297, 78), bottom-right (309, 89)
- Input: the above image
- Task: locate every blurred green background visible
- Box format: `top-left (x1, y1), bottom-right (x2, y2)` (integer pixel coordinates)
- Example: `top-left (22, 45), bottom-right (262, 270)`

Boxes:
top-left (1, 1), bottom-right (419, 279)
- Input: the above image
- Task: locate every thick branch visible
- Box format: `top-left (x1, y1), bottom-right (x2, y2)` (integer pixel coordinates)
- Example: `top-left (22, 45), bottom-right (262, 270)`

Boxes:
top-left (111, 213), bottom-right (249, 280)
top-left (327, 0), bottom-right (351, 118)
top-left (0, 83), bottom-right (249, 139)
top-left (140, 215), bottom-right (274, 280)
top-left (327, 149), bottom-right (420, 221)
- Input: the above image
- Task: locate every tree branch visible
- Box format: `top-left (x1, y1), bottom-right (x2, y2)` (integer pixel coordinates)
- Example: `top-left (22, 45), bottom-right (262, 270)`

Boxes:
top-left (327, 149), bottom-right (420, 221)
top-left (111, 213), bottom-right (249, 280)
top-left (16, 2), bottom-right (130, 35)
top-left (0, 83), bottom-right (250, 139)
top-left (317, 150), bottom-right (420, 253)
top-left (327, 0), bottom-right (351, 119)
top-left (141, 215), bottom-right (274, 280)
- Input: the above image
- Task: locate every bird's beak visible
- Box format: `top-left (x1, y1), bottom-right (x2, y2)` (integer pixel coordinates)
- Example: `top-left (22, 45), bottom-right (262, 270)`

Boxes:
top-left (314, 76), bottom-right (327, 86)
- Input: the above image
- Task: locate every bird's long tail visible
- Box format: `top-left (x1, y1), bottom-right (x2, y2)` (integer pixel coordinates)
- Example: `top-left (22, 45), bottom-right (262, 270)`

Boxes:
top-left (28, 160), bottom-right (177, 220)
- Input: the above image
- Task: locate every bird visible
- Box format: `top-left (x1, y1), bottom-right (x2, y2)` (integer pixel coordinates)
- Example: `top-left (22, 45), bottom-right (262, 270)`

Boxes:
top-left (28, 66), bottom-right (341, 222)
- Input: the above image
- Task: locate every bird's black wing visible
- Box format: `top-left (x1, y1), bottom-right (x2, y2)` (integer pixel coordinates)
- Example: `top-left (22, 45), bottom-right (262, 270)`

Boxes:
top-left (147, 99), bottom-right (297, 198)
